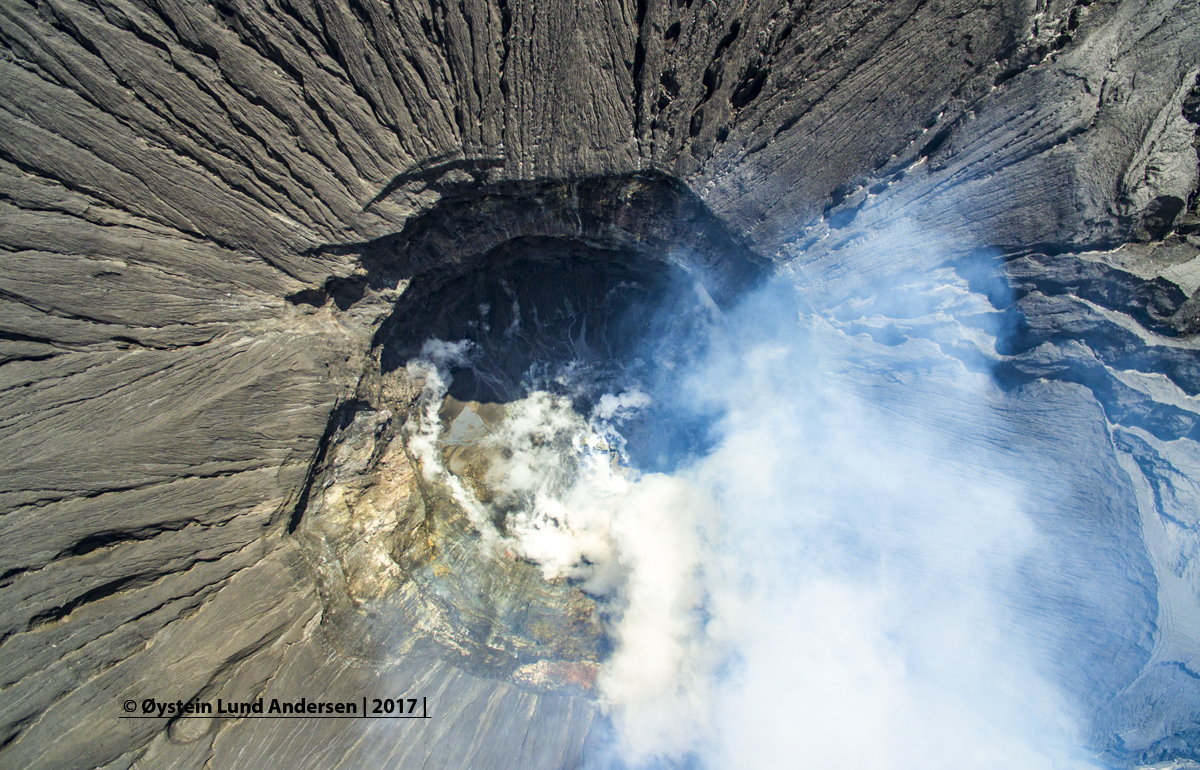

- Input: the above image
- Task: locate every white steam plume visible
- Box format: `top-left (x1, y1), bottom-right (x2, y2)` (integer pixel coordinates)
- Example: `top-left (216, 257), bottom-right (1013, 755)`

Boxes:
top-left (404, 254), bottom-right (1100, 770)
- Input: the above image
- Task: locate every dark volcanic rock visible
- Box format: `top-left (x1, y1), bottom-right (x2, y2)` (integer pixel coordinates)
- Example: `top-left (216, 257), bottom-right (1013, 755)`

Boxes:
top-left (0, 0), bottom-right (1198, 767)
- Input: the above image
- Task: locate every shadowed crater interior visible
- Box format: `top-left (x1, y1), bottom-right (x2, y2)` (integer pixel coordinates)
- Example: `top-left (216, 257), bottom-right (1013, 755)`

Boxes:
top-left (381, 236), bottom-right (690, 404)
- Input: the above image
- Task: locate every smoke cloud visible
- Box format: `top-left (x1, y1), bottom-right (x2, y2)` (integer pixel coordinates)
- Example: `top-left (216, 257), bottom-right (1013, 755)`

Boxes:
top-left (404, 242), bottom-right (1103, 769)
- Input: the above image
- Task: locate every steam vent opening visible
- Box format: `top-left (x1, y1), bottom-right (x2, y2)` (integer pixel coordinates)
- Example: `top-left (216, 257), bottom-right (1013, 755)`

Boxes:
top-left (295, 174), bottom-right (771, 690)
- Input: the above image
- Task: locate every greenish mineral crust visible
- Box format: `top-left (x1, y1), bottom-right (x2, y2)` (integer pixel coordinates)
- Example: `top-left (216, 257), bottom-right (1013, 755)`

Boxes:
top-left (297, 380), bottom-right (605, 693)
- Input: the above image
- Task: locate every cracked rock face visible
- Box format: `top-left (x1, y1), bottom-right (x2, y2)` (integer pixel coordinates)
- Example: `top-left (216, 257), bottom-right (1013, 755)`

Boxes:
top-left (0, 0), bottom-right (1199, 768)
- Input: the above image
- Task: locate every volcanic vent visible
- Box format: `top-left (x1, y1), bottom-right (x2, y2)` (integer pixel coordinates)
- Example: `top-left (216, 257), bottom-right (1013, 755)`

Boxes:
top-left (288, 173), bottom-right (768, 689)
